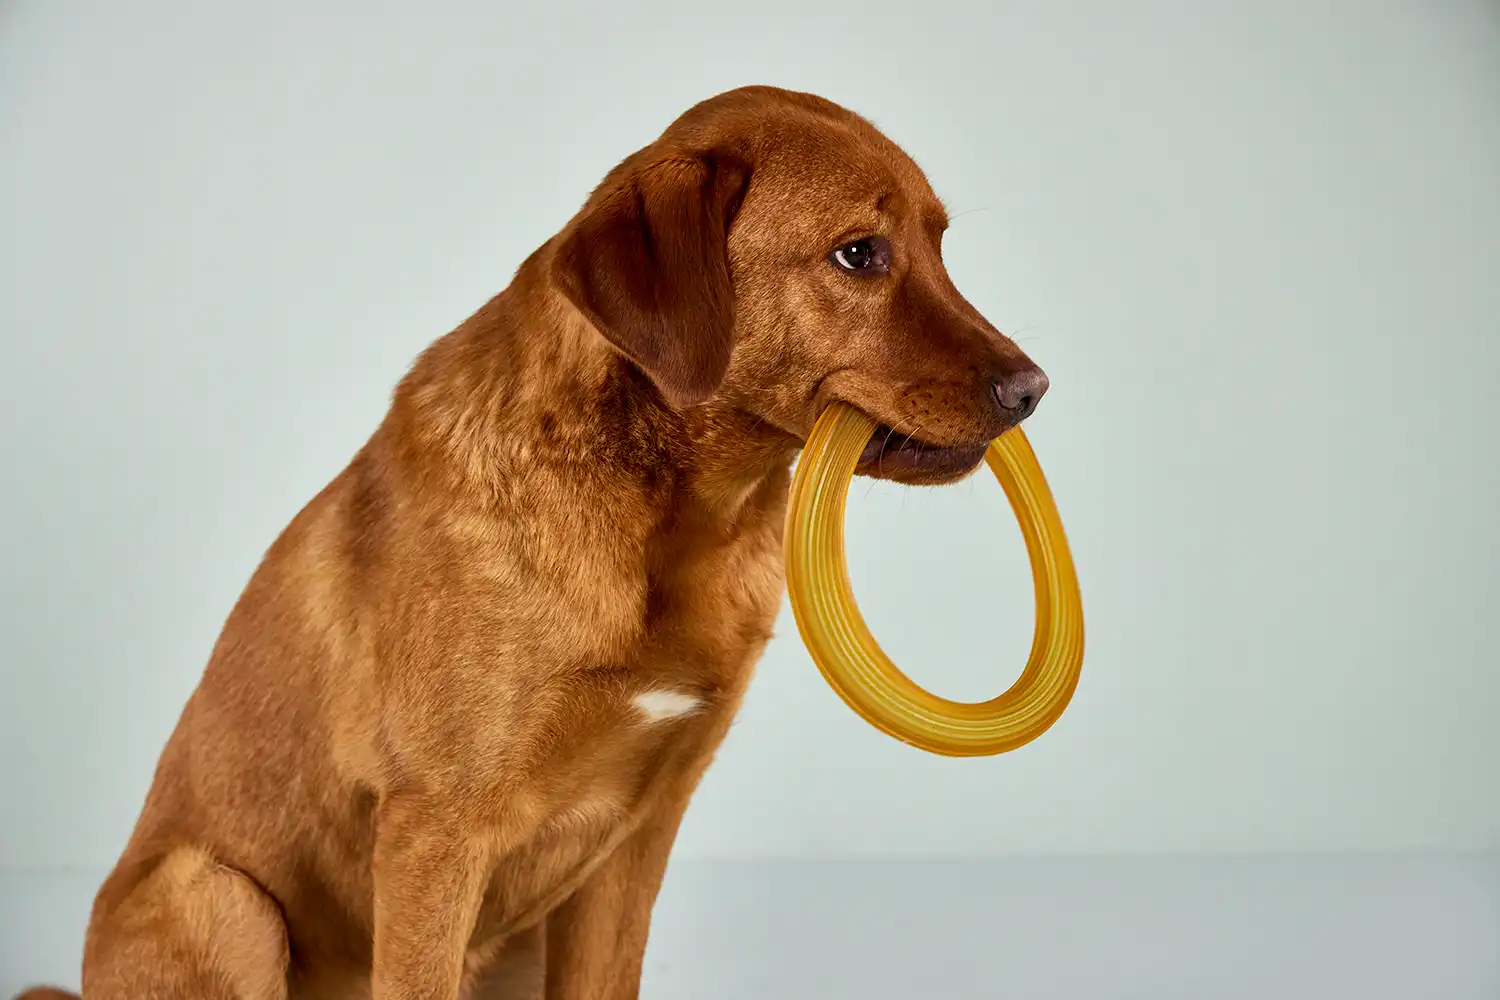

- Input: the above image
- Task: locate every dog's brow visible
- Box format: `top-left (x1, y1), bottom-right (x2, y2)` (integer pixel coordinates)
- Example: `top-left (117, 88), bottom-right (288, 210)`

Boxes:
top-left (874, 189), bottom-right (948, 233)
top-left (923, 201), bottom-right (950, 232)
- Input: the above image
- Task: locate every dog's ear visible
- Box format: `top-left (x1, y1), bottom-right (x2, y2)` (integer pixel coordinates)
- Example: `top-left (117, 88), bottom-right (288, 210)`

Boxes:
top-left (553, 152), bottom-right (750, 407)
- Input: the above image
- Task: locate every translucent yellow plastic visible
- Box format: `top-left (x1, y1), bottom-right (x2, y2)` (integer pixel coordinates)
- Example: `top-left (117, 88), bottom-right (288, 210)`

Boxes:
top-left (785, 403), bottom-right (1084, 757)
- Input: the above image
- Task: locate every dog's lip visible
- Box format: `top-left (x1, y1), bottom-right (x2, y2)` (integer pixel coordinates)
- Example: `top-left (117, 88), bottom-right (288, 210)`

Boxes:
top-left (856, 425), bottom-right (991, 473)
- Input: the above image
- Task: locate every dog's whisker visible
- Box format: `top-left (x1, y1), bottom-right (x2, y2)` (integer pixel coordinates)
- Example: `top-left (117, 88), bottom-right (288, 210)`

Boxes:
top-left (947, 206), bottom-right (994, 223)
top-left (897, 420), bottom-right (925, 452)
top-left (877, 418), bottom-right (912, 479)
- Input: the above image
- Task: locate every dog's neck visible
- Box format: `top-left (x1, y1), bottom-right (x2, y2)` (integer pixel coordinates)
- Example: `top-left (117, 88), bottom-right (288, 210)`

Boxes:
top-left (388, 252), bottom-right (799, 527)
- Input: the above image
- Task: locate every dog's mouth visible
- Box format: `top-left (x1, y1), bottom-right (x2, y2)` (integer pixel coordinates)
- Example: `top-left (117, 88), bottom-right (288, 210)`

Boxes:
top-left (855, 425), bottom-right (991, 482)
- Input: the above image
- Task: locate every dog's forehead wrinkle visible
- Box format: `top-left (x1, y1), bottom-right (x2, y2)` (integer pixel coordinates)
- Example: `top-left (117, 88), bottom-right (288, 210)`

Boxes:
top-left (738, 177), bottom-right (919, 256)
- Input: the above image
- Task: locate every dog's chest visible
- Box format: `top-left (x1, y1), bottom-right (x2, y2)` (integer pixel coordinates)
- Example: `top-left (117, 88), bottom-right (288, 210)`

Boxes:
top-left (642, 509), bottom-right (786, 680)
top-left (463, 496), bottom-right (787, 941)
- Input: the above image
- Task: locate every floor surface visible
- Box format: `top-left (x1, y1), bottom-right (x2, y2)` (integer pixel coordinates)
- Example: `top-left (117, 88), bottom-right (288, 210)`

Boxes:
top-left (3, 856), bottom-right (1496, 998)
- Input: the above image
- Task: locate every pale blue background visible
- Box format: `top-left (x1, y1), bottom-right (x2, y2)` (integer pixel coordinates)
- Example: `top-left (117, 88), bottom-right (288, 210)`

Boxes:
top-left (2, 1), bottom-right (1497, 996)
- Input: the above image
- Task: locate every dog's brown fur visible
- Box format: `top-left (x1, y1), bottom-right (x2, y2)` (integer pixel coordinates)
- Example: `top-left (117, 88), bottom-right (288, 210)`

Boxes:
top-left (17, 86), bottom-right (1045, 1000)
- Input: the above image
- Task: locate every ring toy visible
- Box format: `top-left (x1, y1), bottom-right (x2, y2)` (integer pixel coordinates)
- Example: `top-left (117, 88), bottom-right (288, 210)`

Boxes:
top-left (784, 403), bottom-right (1085, 757)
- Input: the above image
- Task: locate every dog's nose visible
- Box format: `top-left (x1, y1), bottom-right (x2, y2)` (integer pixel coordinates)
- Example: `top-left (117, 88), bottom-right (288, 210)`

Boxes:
top-left (992, 368), bottom-right (1049, 423)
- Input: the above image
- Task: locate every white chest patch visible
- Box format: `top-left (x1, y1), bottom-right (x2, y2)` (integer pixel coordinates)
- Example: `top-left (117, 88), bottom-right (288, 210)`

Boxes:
top-left (632, 689), bottom-right (703, 723)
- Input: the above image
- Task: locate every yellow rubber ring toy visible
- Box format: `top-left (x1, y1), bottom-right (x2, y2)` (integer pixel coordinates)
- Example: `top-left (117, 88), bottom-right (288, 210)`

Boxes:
top-left (785, 403), bottom-right (1085, 758)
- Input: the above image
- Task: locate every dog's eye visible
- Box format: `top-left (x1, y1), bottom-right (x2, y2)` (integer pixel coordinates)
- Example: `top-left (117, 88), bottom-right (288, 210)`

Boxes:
top-left (830, 236), bottom-right (892, 276)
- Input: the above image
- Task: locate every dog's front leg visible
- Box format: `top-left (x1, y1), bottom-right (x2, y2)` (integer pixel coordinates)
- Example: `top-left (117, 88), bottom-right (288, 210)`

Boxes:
top-left (371, 795), bottom-right (490, 1000)
top-left (542, 794), bottom-right (692, 1000)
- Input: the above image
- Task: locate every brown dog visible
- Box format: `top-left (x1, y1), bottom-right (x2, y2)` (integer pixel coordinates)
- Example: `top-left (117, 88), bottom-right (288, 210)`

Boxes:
top-left (17, 85), bottom-right (1046, 1000)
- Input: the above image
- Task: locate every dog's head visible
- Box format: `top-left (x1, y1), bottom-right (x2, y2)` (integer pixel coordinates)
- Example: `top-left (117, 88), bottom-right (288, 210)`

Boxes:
top-left (553, 86), bottom-right (1046, 484)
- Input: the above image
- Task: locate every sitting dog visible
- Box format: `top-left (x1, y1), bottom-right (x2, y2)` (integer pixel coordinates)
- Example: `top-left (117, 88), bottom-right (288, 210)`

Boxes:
top-left (18, 85), bottom-right (1047, 1000)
